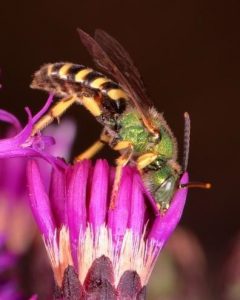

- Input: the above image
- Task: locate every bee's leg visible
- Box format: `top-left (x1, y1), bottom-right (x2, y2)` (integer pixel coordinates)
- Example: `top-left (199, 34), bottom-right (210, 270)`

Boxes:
top-left (78, 94), bottom-right (102, 118)
top-left (74, 130), bottom-right (110, 161)
top-left (74, 141), bottom-right (105, 162)
top-left (136, 152), bottom-right (158, 171)
top-left (32, 89), bottom-right (103, 136)
top-left (73, 92), bottom-right (111, 161)
top-left (32, 96), bottom-right (76, 135)
top-left (110, 141), bottom-right (133, 209)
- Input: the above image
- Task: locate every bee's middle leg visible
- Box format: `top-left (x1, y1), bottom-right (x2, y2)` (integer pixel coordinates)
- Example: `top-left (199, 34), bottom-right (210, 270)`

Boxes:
top-left (110, 141), bottom-right (133, 209)
top-left (74, 130), bottom-right (111, 161)
top-left (136, 152), bottom-right (158, 171)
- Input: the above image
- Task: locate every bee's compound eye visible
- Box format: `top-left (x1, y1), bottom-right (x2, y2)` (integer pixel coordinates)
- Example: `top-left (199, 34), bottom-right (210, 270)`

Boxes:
top-left (155, 176), bottom-right (176, 211)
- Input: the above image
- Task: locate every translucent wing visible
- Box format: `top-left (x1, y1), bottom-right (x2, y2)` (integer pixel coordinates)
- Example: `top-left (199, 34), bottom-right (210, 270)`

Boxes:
top-left (95, 29), bottom-right (153, 107)
top-left (77, 28), bottom-right (158, 135)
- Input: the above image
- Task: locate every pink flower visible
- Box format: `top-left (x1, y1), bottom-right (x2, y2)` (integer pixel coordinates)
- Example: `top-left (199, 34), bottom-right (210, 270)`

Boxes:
top-left (27, 159), bottom-right (188, 298)
top-left (0, 96), bottom-right (73, 254)
top-left (0, 95), bottom-right (65, 168)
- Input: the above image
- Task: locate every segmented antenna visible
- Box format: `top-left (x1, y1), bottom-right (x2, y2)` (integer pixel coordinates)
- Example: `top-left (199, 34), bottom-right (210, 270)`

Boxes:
top-left (182, 112), bottom-right (191, 172)
top-left (180, 112), bottom-right (211, 190)
top-left (180, 182), bottom-right (211, 189)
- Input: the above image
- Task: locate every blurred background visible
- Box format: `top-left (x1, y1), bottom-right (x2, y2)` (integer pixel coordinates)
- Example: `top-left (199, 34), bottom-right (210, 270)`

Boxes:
top-left (0, 0), bottom-right (239, 299)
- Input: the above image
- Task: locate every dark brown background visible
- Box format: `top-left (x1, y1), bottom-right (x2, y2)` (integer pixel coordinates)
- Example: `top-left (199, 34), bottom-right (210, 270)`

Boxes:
top-left (0, 0), bottom-right (239, 294)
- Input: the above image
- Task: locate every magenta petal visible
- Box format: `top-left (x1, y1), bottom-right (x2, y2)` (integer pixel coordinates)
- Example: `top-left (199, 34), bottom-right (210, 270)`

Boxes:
top-left (0, 131), bottom-right (30, 152)
top-left (0, 95), bottom-right (52, 152)
top-left (30, 94), bottom-right (53, 123)
top-left (49, 167), bottom-right (67, 228)
top-left (0, 148), bottom-right (66, 169)
top-left (0, 95), bottom-right (58, 168)
top-left (108, 167), bottom-right (132, 243)
top-left (31, 134), bottom-right (55, 149)
top-left (147, 172), bottom-right (189, 247)
top-left (89, 160), bottom-right (109, 232)
top-left (0, 109), bottom-right (21, 132)
top-left (31, 149), bottom-right (67, 169)
top-left (27, 160), bottom-right (56, 239)
top-left (128, 172), bottom-right (146, 235)
top-left (67, 160), bottom-right (91, 263)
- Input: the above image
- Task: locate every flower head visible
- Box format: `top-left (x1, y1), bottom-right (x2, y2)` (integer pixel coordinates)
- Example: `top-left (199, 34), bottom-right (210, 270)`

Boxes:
top-left (27, 159), bottom-right (188, 298)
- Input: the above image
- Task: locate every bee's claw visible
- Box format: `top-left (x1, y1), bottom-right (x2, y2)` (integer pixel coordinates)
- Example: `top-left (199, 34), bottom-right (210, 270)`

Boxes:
top-left (109, 195), bottom-right (116, 210)
top-left (109, 180), bottom-right (119, 210)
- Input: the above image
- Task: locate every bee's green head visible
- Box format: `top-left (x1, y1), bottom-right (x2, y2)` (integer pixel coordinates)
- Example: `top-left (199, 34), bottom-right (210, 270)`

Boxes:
top-left (151, 165), bottom-right (179, 211)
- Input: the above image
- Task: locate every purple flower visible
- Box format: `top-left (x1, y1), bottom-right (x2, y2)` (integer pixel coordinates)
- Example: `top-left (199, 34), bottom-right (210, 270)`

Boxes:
top-left (0, 99), bottom-right (77, 255)
top-left (0, 94), bottom-right (65, 168)
top-left (27, 159), bottom-right (188, 298)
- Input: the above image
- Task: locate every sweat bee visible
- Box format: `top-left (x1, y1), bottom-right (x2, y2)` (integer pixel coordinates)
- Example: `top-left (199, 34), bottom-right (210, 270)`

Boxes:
top-left (31, 29), bottom-right (210, 212)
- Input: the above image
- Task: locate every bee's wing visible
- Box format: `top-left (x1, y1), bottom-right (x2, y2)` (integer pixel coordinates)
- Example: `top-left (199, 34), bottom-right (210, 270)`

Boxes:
top-left (77, 28), bottom-right (158, 135)
top-left (94, 29), bottom-right (153, 107)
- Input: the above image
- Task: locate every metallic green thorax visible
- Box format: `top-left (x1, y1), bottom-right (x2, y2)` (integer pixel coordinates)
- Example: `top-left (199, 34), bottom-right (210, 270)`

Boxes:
top-left (119, 110), bottom-right (176, 158)
top-left (119, 111), bottom-right (149, 152)
top-left (154, 129), bottom-right (175, 159)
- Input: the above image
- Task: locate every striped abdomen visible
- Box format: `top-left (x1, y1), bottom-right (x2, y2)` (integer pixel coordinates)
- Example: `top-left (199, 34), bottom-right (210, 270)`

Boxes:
top-left (31, 62), bottom-right (128, 117)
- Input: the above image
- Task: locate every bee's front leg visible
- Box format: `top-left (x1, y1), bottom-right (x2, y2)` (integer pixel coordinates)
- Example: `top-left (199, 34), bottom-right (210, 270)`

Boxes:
top-left (110, 141), bottom-right (133, 209)
top-left (32, 91), bottom-right (100, 136)
top-left (31, 96), bottom-right (77, 136)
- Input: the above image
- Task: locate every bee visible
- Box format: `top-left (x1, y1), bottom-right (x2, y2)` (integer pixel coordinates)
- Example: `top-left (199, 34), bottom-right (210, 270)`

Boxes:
top-left (31, 29), bottom-right (210, 212)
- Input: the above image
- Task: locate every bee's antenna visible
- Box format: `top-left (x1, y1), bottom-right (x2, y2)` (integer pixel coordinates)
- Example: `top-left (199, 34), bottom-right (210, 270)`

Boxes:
top-left (182, 112), bottom-right (191, 172)
top-left (180, 182), bottom-right (211, 189)
top-left (181, 113), bottom-right (211, 190)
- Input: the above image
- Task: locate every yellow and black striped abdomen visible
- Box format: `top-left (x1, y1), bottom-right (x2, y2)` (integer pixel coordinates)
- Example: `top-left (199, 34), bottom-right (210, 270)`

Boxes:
top-left (31, 62), bottom-right (128, 116)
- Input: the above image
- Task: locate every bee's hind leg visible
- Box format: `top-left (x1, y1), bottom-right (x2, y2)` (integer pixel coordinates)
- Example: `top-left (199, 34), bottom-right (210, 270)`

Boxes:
top-left (74, 130), bottom-right (111, 161)
top-left (32, 96), bottom-right (77, 136)
top-left (110, 141), bottom-right (133, 209)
